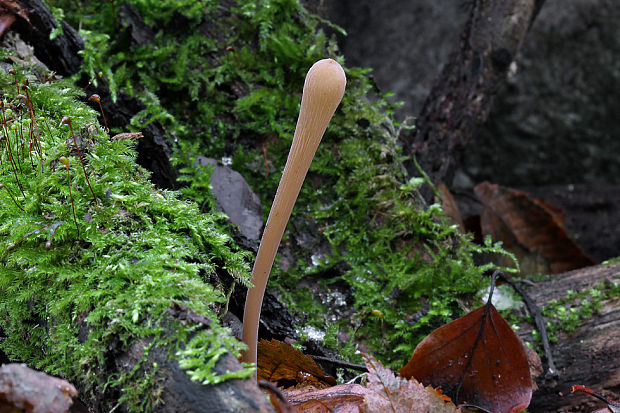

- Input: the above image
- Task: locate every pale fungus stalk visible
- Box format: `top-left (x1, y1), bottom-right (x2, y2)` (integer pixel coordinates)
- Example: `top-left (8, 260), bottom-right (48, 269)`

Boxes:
top-left (242, 59), bottom-right (346, 368)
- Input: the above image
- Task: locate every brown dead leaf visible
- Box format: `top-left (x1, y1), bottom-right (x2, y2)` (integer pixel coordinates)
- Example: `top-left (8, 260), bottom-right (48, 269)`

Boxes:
top-left (0, 13), bottom-right (15, 37)
top-left (399, 301), bottom-right (532, 413)
top-left (257, 339), bottom-right (336, 388)
top-left (362, 354), bottom-right (461, 413)
top-left (260, 381), bottom-right (298, 413)
top-left (438, 183), bottom-right (465, 232)
top-left (112, 132), bottom-right (143, 140)
top-left (0, 0), bottom-right (29, 37)
top-left (474, 181), bottom-right (595, 273)
top-left (284, 384), bottom-right (369, 413)
top-left (0, 0), bottom-right (28, 20)
top-left (0, 363), bottom-right (77, 413)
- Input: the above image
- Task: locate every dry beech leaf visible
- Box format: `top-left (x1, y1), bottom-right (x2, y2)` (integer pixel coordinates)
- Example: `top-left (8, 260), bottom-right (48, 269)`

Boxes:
top-left (111, 132), bottom-right (143, 140)
top-left (399, 301), bottom-right (532, 413)
top-left (260, 381), bottom-right (298, 413)
top-left (362, 354), bottom-right (461, 413)
top-left (283, 384), bottom-right (369, 413)
top-left (0, 0), bottom-right (29, 37)
top-left (474, 181), bottom-right (595, 273)
top-left (257, 339), bottom-right (336, 388)
top-left (0, 13), bottom-right (15, 37)
top-left (0, 0), bottom-right (29, 21)
top-left (438, 183), bottom-right (465, 232)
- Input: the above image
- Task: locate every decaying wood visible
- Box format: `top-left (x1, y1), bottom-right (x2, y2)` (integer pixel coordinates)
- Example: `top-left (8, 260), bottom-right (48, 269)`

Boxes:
top-left (518, 262), bottom-right (620, 413)
top-left (83, 82), bottom-right (179, 189)
top-left (6, 1), bottom-right (616, 411)
top-left (80, 4), bottom-right (179, 189)
top-left (401, 0), bottom-right (545, 197)
top-left (11, 0), bottom-right (83, 76)
top-left (7, 0), bottom-right (178, 189)
top-left (61, 311), bottom-right (274, 413)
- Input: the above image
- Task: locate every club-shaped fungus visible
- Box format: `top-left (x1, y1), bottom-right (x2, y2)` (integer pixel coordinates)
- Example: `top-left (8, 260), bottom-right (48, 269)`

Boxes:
top-left (242, 59), bottom-right (346, 367)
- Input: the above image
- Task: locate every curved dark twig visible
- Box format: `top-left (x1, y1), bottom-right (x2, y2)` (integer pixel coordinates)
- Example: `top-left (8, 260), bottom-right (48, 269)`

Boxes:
top-left (258, 380), bottom-right (296, 413)
top-left (498, 272), bottom-right (558, 378)
top-left (309, 355), bottom-right (368, 373)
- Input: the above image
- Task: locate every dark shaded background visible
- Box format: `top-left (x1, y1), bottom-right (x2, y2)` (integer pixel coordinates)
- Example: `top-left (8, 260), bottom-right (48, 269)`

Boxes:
top-left (305, 0), bottom-right (620, 262)
top-left (307, 0), bottom-right (620, 187)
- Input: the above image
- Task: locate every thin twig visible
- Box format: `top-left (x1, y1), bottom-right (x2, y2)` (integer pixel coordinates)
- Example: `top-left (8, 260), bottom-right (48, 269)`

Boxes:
top-left (498, 271), bottom-right (558, 378)
top-left (258, 380), bottom-right (296, 413)
top-left (309, 355), bottom-right (368, 373)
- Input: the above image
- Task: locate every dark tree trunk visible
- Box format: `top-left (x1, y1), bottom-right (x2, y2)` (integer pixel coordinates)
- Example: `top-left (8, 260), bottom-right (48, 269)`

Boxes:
top-left (11, 0), bottom-right (178, 189)
top-left (402, 0), bottom-right (545, 197)
top-left (83, 83), bottom-right (180, 190)
top-left (88, 322), bottom-right (274, 413)
top-left (2, 317), bottom-right (274, 413)
top-left (518, 262), bottom-right (620, 412)
top-left (12, 0), bottom-right (83, 76)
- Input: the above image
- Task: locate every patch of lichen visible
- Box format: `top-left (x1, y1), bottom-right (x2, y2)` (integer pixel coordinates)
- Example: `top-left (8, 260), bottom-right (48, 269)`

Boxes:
top-left (0, 66), bottom-right (253, 410)
top-left (53, 0), bottom-right (517, 370)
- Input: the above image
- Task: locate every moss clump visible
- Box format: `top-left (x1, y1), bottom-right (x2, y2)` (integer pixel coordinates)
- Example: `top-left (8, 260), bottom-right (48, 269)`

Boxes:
top-left (540, 280), bottom-right (620, 338)
top-left (53, 0), bottom-right (517, 370)
top-left (0, 66), bottom-right (252, 411)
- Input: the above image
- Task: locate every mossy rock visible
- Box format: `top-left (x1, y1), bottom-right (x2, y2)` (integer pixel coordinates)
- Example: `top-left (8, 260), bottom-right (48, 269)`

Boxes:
top-left (51, 0), bottom-right (516, 367)
top-left (0, 65), bottom-right (273, 410)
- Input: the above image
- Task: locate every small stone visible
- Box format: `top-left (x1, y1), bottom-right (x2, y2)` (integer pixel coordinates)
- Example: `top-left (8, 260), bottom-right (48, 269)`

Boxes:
top-left (194, 156), bottom-right (263, 241)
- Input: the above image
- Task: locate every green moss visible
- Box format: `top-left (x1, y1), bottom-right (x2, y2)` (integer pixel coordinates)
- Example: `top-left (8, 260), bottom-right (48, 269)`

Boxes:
top-left (602, 256), bottom-right (620, 265)
top-left (51, 0), bottom-right (518, 373)
top-left (541, 279), bottom-right (620, 337)
top-left (504, 276), bottom-right (620, 356)
top-left (0, 67), bottom-right (252, 411)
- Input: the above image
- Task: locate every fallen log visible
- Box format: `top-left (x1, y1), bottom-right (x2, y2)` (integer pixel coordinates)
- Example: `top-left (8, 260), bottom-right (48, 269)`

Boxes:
top-left (12, 0), bottom-right (83, 76)
top-left (10, 0), bottom-right (178, 189)
top-left (518, 262), bottom-right (620, 412)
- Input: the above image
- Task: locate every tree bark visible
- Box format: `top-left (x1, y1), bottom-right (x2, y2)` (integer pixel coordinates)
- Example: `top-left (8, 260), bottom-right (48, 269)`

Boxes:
top-left (12, 0), bottom-right (83, 76)
top-left (103, 331), bottom-right (274, 413)
top-left (11, 0), bottom-right (178, 189)
top-left (518, 262), bottom-right (620, 412)
top-left (401, 0), bottom-right (545, 197)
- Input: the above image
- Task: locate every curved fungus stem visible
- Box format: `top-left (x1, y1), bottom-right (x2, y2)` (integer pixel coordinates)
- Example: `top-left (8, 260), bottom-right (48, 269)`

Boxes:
top-left (241, 59), bottom-right (346, 369)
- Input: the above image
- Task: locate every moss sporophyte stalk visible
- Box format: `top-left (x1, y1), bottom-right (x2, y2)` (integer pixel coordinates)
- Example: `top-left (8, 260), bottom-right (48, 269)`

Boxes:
top-left (0, 67), bottom-right (253, 410)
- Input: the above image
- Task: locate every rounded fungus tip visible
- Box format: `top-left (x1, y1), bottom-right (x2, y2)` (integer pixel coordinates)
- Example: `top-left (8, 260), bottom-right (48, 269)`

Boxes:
top-left (241, 58), bottom-right (346, 369)
top-left (303, 58), bottom-right (346, 104)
